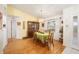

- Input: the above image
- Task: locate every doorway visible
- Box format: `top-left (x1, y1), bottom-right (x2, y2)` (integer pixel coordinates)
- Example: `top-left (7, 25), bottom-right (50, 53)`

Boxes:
top-left (7, 16), bottom-right (17, 40)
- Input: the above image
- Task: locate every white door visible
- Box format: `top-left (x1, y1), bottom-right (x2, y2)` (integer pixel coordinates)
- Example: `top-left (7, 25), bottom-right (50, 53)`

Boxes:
top-left (7, 16), bottom-right (16, 39)
top-left (11, 19), bottom-right (16, 39)
top-left (63, 6), bottom-right (79, 50)
top-left (7, 19), bottom-right (11, 38)
top-left (71, 7), bottom-right (79, 50)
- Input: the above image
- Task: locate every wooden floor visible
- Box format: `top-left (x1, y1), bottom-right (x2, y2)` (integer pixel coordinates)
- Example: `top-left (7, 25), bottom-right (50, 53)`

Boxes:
top-left (4, 38), bottom-right (65, 54)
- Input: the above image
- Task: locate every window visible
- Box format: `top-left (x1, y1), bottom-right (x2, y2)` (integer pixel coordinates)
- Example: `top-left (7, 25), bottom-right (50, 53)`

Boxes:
top-left (73, 16), bottom-right (78, 45)
top-left (47, 19), bottom-right (55, 31)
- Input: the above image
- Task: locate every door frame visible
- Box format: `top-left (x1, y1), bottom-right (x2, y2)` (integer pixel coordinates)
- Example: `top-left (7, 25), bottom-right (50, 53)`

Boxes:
top-left (7, 16), bottom-right (17, 40)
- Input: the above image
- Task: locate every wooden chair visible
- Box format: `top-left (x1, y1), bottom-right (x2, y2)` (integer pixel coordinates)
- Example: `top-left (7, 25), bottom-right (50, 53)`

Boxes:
top-left (48, 30), bottom-right (54, 50)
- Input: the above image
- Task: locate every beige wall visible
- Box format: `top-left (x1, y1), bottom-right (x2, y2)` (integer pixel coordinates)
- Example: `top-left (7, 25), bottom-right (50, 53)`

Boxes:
top-left (7, 5), bottom-right (39, 38)
top-left (38, 18), bottom-right (45, 32)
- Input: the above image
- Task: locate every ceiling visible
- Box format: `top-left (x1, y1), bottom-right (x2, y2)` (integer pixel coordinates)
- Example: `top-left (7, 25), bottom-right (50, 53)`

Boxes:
top-left (12, 4), bottom-right (75, 19)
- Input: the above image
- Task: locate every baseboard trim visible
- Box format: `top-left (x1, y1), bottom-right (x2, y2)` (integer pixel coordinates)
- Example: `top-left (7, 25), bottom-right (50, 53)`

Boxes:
top-left (22, 37), bottom-right (28, 39)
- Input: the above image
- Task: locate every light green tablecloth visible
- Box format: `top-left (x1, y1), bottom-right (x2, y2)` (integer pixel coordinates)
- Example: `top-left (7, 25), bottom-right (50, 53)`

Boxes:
top-left (35, 32), bottom-right (49, 41)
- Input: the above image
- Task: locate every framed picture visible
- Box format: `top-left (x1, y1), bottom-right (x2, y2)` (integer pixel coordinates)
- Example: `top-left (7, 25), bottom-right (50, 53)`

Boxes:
top-left (0, 12), bottom-right (2, 29)
top-left (17, 22), bottom-right (21, 26)
top-left (42, 23), bottom-right (44, 27)
top-left (47, 20), bottom-right (55, 30)
top-left (23, 21), bottom-right (25, 29)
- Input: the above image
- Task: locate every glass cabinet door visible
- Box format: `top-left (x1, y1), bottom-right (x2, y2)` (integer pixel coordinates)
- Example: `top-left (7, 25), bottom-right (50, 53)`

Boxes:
top-left (72, 16), bottom-right (78, 49)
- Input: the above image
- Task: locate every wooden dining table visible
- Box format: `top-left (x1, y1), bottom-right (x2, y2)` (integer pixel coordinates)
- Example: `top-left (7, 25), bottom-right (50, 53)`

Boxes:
top-left (33, 31), bottom-right (54, 49)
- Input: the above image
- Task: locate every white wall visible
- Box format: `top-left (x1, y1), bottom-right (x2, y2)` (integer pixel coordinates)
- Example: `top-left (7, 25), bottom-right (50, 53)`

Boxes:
top-left (54, 17), bottom-right (62, 40)
top-left (18, 17), bottom-right (39, 39)
top-left (7, 16), bottom-right (22, 39)
top-left (0, 30), bottom-right (3, 51)
top-left (0, 5), bottom-right (7, 52)
top-left (43, 15), bottom-right (62, 40)
top-left (16, 17), bottom-right (23, 39)
top-left (7, 5), bottom-right (39, 39)
top-left (0, 5), bottom-right (3, 51)
top-left (7, 17), bottom-right (11, 38)
top-left (22, 20), bottom-right (27, 38)
top-left (63, 5), bottom-right (79, 50)
top-left (39, 18), bottom-right (45, 32)
top-left (3, 13), bottom-right (7, 49)
top-left (7, 16), bottom-right (39, 39)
